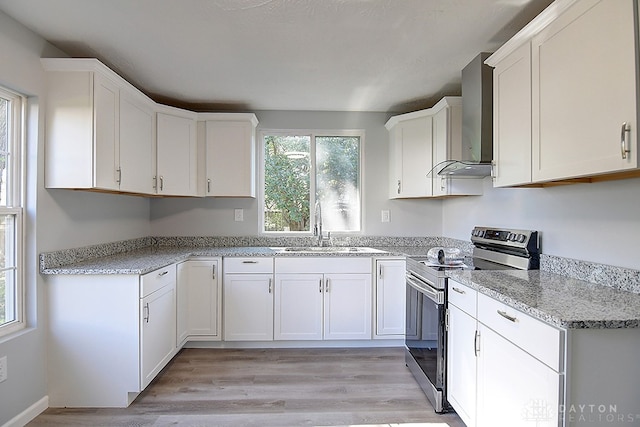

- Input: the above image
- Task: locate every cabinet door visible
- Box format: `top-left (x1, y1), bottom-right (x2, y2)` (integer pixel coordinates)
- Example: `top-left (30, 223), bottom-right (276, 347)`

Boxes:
top-left (476, 324), bottom-right (561, 427)
top-left (389, 117), bottom-right (433, 198)
top-left (323, 273), bottom-right (372, 340)
top-left (492, 42), bottom-right (532, 187)
top-left (119, 91), bottom-right (155, 194)
top-left (274, 273), bottom-right (323, 340)
top-left (532, 0), bottom-right (637, 181)
top-left (223, 273), bottom-right (274, 341)
top-left (156, 112), bottom-right (197, 196)
top-left (140, 283), bottom-right (176, 389)
top-left (375, 259), bottom-right (406, 337)
top-left (447, 304), bottom-right (478, 427)
top-left (205, 120), bottom-right (256, 197)
top-left (177, 259), bottom-right (221, 344)
top-left (93, 73), bottom-right (120, 191)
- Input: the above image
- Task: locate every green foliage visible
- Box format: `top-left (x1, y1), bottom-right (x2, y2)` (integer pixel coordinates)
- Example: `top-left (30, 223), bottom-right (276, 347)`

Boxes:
top-left (264, 134), bottom-right (360, 232)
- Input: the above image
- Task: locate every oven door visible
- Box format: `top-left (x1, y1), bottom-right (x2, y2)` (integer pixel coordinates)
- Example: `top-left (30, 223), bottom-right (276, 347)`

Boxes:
top-left (405, 272), bottom-right (448, 412)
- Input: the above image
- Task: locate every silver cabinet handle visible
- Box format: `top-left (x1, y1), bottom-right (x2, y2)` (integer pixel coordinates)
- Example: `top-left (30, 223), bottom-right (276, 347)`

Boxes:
top-left (319, 279), bottom-right (322, 293)
top-left (268, 278), bottom-right (272, 294)
top-left (158, 270), bottom-right (169, 277)
top-left (212, 264), bottom-right (216, 279)
top-left (242, 260), bottom-right (258, 264)
top-left (116, 167), bottom-right (122, 184)
top-left (621, 122), bottom-right (631, 159)
top-left (325, 278), bottom-right (329, 292)
top-left (452, 287), bottom-right (466, 295)
top-left (474, 330), bottom-right (480, 357)
top-left (378, 265), bottom-right (383, 279)
top-left (207, 178), bottom-right (211, 193)
top-left (491, 160), bottom-right (497, 179)
top-left (144, 303), bottom-right (150, 323)
top-left (497, 310), bottom-right (518, 323)
top-left (397, 180), bottom-right (401, 195)
top-left (159, 176), bottom-right (164, 191)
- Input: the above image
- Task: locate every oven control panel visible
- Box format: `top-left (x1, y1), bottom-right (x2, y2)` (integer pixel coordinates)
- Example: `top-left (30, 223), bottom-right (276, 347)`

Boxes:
top-left (471, 226), bottom-right (539, 254)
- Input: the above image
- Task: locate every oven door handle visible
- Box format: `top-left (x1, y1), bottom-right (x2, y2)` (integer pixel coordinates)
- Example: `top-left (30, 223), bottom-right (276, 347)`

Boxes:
top-left (406, 274), bottom-right (444, 304)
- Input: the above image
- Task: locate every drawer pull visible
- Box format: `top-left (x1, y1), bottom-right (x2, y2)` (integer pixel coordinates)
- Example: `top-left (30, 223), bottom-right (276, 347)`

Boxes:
top-left (452, 287), bottom-right (466, 294)
top-left (497, 310), bottom-right (518, 323)
top-left (242, 260), bottom-right (258, 264)
top-left (158, 270), bottom-right (169, 277)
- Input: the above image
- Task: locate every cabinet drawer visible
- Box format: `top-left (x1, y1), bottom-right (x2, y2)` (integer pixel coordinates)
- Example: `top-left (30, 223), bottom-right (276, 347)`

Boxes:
top-left (478, 293), bottom-right (563, 371)
top-left (447, 279), bottom-right (477, 317)
top-left (141, 265), bottom-right (176, 298)
top-left (224, 257), bottom-right (274, 273)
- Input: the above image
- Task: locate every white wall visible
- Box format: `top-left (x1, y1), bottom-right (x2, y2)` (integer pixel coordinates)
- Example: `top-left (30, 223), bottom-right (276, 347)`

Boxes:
top-left (151, 110), bottom-right (444, 237)
top-left (0, 10), bottom-right (151, 425)
top-left (443, 177), bottom-right (640, 270)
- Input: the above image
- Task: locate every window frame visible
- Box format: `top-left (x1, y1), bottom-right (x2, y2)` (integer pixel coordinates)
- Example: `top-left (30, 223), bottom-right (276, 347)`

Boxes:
top-left (258, 129), bottom-right (364, 236)
top-left (0, 85), bottom-right (25, 338)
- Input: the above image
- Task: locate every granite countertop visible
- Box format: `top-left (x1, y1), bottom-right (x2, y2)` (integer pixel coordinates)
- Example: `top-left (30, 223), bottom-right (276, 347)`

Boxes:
top-left (40, 246), bottom-right (404, 275)
top-left (448, 269), bottom-right (640, 330)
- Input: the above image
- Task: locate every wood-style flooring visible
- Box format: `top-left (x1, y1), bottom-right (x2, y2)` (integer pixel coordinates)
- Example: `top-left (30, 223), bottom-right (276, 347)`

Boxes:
top-left (29, 347), bottom-right (466, 427)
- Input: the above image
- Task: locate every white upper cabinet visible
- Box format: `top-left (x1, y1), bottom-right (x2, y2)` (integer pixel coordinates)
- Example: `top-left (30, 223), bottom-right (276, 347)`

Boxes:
top-left (487, 0), bottom-right (638, 186)
top-left (43, 60), bottom-right (119, 191)
top-left (532, 0), bottom-right (637, 182)
top-left (202, 114), bottom-right (258, 197)
top-left (119, 90), bottom-right (155, 194)
top-left (156, 107), bottom-right (198, 196)
top-left (387, 114), bottom-right (433, 198)
top-left (490, 42), bottom-right (532, 187)
top-left (386, 97), bottom-right (482, 199)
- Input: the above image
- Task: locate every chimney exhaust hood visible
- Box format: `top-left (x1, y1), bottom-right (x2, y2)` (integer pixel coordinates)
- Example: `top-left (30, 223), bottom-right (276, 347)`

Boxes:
top-left (437, 53), bottom-right (493, 177)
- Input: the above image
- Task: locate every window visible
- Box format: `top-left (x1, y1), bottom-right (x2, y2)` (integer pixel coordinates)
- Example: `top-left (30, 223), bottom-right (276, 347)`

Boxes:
top-left (261, 131), bottom-right (362, 234)
top-left (0, 87), bottom-right (24, 337)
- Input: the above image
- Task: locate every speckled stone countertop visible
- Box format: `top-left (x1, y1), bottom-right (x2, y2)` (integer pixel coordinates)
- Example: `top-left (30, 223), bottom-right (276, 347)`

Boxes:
top-left (448, 269), bottom-right (640, 329)
top-left (40, 246), bottom-right (406, 275)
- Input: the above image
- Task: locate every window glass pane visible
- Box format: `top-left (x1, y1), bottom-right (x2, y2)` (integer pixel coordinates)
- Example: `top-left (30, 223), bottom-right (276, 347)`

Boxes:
top-left (263, 135), bottom-right (311, 232)
top-left (0, 268), bottom-right (16, 326)
top-left (0, 97), bottom-right (8, 207)
top-left (0, 214), bottom-right (17, 326)
top-left (316, 136), bottom-right (360, 232)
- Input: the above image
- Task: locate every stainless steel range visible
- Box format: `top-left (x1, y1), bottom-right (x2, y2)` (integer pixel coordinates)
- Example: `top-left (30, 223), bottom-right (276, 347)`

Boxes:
top-left (404, 226), bottom-right (540, 413)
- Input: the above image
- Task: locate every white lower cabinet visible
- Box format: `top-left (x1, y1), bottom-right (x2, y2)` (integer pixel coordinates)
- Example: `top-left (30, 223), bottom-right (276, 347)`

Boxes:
top-left (374, 258), bottom-right (406, 338)
top-left (140, 278), bottom-right (177, 389)
top-left (447, 279), bottom-right (563, 427)
top-left (274, 258), bottom-right (372, 341)
top-left (476, 324), bottom-right (561, 427)
top-left (447, 303), bottom-right (478, 427)
top-left (46, 264), bottom-right (178, 407)
top-left (223, 257), bottom-right (274, 341)
top-left (176, 258), bottom-right (221, 346)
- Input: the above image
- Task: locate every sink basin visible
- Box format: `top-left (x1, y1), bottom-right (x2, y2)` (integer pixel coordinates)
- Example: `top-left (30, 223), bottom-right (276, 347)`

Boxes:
top-left (276, 246), bottom-right (385, 254)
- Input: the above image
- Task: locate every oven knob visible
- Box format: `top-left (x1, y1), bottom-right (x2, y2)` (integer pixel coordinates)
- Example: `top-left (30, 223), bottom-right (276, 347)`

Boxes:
top-left (517, 234), bottom-right (526, 243)
top-left (506, 232), bottom-right (514, 241)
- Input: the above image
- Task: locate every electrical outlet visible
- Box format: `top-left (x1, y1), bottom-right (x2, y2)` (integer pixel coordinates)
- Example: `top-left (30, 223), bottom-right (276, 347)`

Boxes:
top-left (234, 209), bottom-right (244, 222)
top-left (381, 210), bottom-right (390, 223)
top-left (0, 356), bottom-right (7, 383)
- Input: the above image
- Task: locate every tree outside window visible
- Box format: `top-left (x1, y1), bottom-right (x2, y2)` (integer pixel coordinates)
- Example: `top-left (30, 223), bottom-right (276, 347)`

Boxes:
top-left (262, 132), bottom-right (361, 233)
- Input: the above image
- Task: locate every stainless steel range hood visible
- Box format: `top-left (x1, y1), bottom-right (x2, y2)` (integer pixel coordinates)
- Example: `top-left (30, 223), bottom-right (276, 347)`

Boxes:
top-left (437, 53), bottom-right (493, 177)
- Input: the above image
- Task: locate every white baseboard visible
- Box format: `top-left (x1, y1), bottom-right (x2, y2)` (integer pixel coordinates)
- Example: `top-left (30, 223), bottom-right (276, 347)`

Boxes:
top-left (2, 396), bottom-right (48, 427)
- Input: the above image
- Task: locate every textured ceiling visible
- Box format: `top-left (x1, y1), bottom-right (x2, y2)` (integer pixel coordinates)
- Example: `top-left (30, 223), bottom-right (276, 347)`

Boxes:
top-left (0, 0), bottom-right (553, 112)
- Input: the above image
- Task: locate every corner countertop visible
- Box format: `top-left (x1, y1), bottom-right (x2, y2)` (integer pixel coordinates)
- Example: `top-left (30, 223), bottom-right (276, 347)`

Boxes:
top-left (448, 269), bottom-right (640, 330)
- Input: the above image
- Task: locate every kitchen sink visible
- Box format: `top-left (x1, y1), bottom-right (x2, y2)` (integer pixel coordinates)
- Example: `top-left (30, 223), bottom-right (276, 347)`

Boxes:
top-left (274, 246), bottom-right (385, 254)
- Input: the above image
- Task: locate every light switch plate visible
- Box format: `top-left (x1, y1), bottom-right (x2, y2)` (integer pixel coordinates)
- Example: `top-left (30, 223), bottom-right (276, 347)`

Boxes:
top-left (234, 209), bottom-right (244, 222)
top-left (381, 210), bottom-right (390, 223)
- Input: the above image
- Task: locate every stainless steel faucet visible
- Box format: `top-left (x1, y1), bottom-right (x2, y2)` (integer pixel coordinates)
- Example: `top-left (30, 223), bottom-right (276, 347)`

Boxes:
top-left (313, 200), bottom-right (330, 246)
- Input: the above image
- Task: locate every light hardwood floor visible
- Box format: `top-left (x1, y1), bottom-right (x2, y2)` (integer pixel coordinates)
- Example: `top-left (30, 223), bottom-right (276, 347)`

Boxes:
top-left (29, 347), bottom-right (466, 426)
